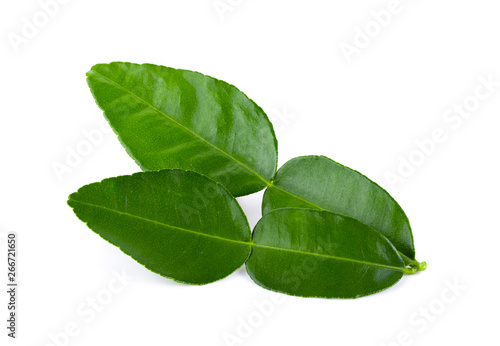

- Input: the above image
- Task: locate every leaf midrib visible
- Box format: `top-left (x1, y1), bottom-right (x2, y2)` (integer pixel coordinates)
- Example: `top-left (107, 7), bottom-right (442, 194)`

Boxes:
top-left (70, 199), bottom-right (405, 273)
top-left (265, 185), bottom-right (413, 262)
top-left (252, 243), bottom-right (405, 272)
top-left (90, 70), bottom-right (271, 187)
top-left (69, 198), bottom-right (251, 246)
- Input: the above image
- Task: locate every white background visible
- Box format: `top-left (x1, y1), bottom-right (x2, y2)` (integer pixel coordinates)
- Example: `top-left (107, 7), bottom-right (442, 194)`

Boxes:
top-left (1, 0), bottom-right (499, 345)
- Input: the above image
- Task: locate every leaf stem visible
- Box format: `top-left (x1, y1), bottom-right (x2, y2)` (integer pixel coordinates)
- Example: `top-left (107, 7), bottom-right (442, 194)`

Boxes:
top-left (398, 251), bottom-right (427, 274)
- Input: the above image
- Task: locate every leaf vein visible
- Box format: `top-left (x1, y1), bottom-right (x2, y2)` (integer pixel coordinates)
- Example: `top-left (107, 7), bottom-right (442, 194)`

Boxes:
top-left (252, 243), bottom-right (404, 272)
top-left (69, 198), bottom-right (251, 246)
top-left (90, 70), bottom-right (271, 187)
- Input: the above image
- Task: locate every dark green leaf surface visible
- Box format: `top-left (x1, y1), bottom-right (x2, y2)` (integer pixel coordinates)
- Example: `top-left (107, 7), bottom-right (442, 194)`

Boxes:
top-left (68, 170), bottom-right (252, 285)
top-left (246, 209), bottom-right (406, 298)
top-left (262, 156), bottom-right (417, 262)
top-left (86, 62), bottom-right (277, 197)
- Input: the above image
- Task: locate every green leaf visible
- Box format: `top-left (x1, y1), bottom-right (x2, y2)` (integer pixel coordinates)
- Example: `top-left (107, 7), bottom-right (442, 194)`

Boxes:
top-left (262, 156), bottom-right (423, 269)
top-left (67, 170), bottom-right (252, 285)
top-left (246, 208), bottom-right (408, 299)
top-left (86, 62), bottom-right (277, 197)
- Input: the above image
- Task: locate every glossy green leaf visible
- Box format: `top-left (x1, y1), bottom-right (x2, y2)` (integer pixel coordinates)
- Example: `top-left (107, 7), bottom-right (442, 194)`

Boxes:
top-left (246, 208), bottom-right (408, 298)
top-left (67, 170), bottom-right (252, 285)
top-left (262, 156), bottom-right (423, 269)
top-left (86, 62), bottom-right (277, 197)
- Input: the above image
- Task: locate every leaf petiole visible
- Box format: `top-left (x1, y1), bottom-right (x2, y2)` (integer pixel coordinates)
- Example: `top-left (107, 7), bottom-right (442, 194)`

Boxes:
top-left (398, 251), bottom-right (427, 274)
